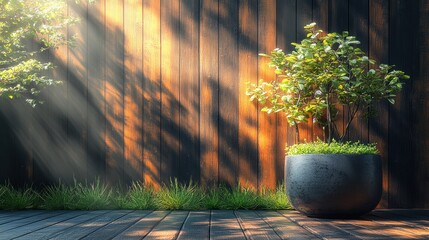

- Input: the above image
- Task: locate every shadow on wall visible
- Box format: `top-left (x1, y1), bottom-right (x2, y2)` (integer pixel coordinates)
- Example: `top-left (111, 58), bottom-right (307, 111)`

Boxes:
top-left (0, 0), bottom-right (262, 188)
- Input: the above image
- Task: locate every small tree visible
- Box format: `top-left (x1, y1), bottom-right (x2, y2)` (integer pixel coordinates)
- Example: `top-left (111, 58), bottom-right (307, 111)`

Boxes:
top-left (0, 0), bottom-right (77, 106)
top-left (247, 23), bottom-right (409, 143)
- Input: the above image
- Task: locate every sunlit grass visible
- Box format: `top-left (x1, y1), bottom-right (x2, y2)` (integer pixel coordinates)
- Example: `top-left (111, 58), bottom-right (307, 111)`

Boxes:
top-left (155, 179), bottom-right (205, 210)
top-left (0, 179), bottom-right (293, 210)
top-left (115, 182), bottom-right (155, 209)
top-left (72, 179), bottom-right (114, 210)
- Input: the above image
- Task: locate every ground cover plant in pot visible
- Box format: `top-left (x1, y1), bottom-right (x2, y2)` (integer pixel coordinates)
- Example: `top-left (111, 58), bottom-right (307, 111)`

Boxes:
top-left (247, 23), bottom-right (408, 218)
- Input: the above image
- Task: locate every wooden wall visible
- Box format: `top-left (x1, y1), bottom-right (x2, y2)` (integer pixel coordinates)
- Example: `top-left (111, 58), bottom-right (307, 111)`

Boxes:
top-left (0, 0), bottom-right (428, 208)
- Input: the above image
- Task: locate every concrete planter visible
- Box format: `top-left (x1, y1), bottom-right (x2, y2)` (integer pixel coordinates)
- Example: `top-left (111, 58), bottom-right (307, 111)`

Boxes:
top-left (285, 154), bottom-right (382, 218)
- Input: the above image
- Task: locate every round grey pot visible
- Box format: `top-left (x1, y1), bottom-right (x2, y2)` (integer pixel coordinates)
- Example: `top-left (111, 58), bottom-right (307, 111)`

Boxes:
top-left (285, 154), bottom-right (382, 218)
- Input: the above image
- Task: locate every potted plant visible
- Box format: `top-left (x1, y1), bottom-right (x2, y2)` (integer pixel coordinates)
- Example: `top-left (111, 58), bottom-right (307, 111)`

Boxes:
top-left (246, 23), bottom-right (409, 218)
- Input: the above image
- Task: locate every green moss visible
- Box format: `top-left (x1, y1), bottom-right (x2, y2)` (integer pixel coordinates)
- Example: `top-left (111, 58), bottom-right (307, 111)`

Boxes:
top-left (287, 140), bottom-right (379, 155)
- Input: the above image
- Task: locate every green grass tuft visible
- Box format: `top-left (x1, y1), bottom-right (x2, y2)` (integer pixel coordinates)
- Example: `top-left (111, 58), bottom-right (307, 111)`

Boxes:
top-left (72, 179), bottom-right (113, 210)
top-left (116, 182), bottom-right (155, 209)
top-left (155, 179), bottom-right (205, 210)
top-left (287, 139), bottom-right (379, 155)
top-left (0, 183), bottom-right (38, 210)
top-left (41, 182), bottom-right (75, 210)
top-left (0, 179), bottom-right (293, 210)
top-left (220, 185), bottom-right (260, 210)
top-left (258, 184), bottom-right (291, 210)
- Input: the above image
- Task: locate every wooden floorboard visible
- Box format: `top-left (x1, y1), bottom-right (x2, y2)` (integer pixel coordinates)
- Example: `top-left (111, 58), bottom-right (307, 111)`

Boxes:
top-left (235, 210), bottom-right (281, 239)
top-left (0, 210), bottom-right (426, 239)
top-left (143, 211), bottom-right (189, 240)
top-left (15, 210), bottom-right (111, 240)
top-left (210, 210), bottom-right (246, 240)
top-left (48, 210), bottom-right (132, 240)
top-left (0, 211), bottom-right (85, 239)
top-left (177, 211), bottom-right (210, 240)
top-left (256, 211), bottom-right (318, 240)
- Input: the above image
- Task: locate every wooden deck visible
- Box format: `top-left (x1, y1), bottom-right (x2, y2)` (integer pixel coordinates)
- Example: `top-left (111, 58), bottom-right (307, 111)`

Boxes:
top-left (0, 210), bottom-right (427, 239)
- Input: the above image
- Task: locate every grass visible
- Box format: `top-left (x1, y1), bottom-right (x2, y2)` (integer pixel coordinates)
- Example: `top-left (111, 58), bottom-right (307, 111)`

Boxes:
top-left (0, 180), bottom-right (292, 210)
top-left (0, 183), bottom-right (38, 210)
top-left (287, 139), bottom-right (379, 155)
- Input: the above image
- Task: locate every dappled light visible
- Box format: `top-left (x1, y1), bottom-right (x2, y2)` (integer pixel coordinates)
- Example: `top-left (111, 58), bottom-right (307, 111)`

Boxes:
top-left (0, 0), bottom-right (428, 208)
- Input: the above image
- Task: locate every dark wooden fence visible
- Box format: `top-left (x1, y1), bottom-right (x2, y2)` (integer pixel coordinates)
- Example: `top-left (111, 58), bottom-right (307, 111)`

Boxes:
top-left (0, 0), bottom-right (428, 208)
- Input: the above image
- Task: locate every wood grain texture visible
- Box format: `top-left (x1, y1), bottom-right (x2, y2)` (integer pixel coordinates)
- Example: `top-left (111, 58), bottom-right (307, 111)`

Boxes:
top-left (124, 0), bottom-right (143, 185)
top-left (0, 210), bottom-right (427, 239)
top-left (160, 0), bottom-right (181, 184)
top-left (238, 0), bottom-right (258, 190)
top-left (200, 0), bottom-right (219, 186)
top-left (219, 0), bottom-right (239, 187)
top-left (348, 0), bottom-right (369, 143)
top-left (87, 0), bottom-right (106, 182)
top-left (369, 0), bottom-right (390, 208)
top-left (177, 211), bottom-right (210, 239)
top-left (416, 0), bottom-right (429, 208)
top-left (388, 0), bottom-right (417, 208)
top-left (275, 0), bottom-right (292, 185)
top-left (329, 0), bottom-right (348, 140)
top-left (257, 0), bottom-right (277, 190)
top-left (143, 0), bottom-right (162, 188)
top-left (105, 0), bottom-right (125, 186)
top-left (0, 0), bottom-right (428, 207)
top-left (67, 0), bottom-right (88, 182)
top-left (210, 210), bottom-right (246, 240)
top-left (179, 0), bottom-right (200, 183)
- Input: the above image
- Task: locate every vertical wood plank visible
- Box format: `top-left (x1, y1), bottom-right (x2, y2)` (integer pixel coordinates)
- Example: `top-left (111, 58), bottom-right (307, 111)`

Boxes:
top-left (329, 0), bottom-right (349, 140)
top-left (388, 0), bottom-right (417, 208)
top-left (349, 0), bottom-right (369, 143)
top-left (388, 0), bottom-right (420, 207)
top-left (312, 0), bottom-right (329, 141)
top-left (105, 0), bottom-right (124, 186)
top-left (143, 0), bottom-right (161, 188)
top-left (258, 0), bottom-right (277, 190)
top-left (296, 0), bottom-right (313, 143)
top-left (275, 0), bottom-right (294, 185)
top-left (67, 0), bottom-right (88, 182)
top-left (219, 0), bottom-right (239, 187)
top-left (279, 0), bottom-right (297, 148)
top-left (200, 0), bottom-right (219, 186)
top-left (238, 0), bottom-right (258, 189)
top-left (124, 0), bottom-right (143, 185)
top-left (160, 0), bottom-right (181, 184)
top-left (87, 0), bottom-right (106, 181)
top-left (416, 0), bottom-right (429, 208)
top-left (368, 0), bottom-right (389, 208)
top-left (179, 0), bottom-right (200, 183)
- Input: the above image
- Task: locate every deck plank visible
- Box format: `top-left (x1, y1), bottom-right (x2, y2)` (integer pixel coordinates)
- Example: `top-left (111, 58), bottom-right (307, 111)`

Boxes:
top-left (112, 210), bottom-right (168, 240)
top-left (324, 218), bottom-right (393, 239)
top-left (235, 210), bottom-right (280, 239)
top-left (279, 210), bottom-right (361, 239)
top-left (210, 210), bottom-right (246, 240)
top-left (15, 210), bottom-right (110, 240)
top-left (0, 210), bottom-right (45, 225)
top-left (48, 210), bottom-right (132, 240)
top-left (365, 212), bottom-right (429, 239)
top-left (144, 211), bottom-right (189, 240)
top-left (81, 210), bottom-right (150, 239)
top-left (0, 211), bottom-right (85, 239)
top-left (0, 210), bottom-right (426, 239)
top-left (177, 211), bottom-right (210, 240)
top-left (256, 211), bottom-right (318, 240)
top-left (0, 211), bottom-right (65, 233)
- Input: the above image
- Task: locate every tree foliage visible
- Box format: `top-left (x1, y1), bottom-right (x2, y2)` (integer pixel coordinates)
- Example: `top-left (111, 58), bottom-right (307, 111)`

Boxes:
top-left (0, 0), bottom-right (76, 106)
top-left (247, 23), bottom-right (409, 143)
